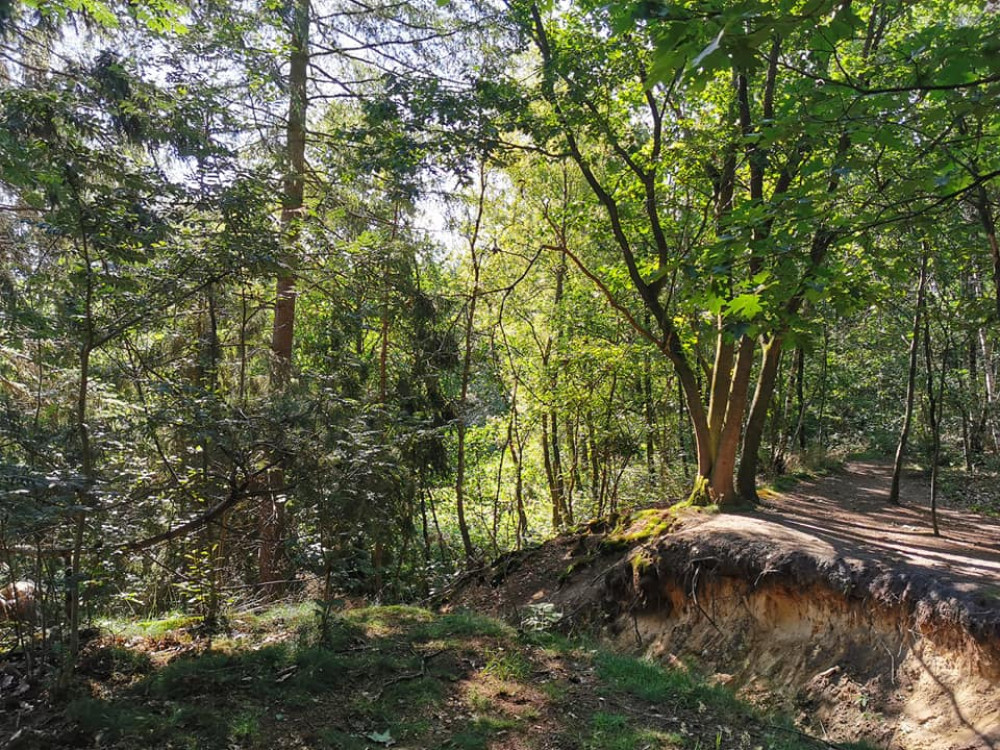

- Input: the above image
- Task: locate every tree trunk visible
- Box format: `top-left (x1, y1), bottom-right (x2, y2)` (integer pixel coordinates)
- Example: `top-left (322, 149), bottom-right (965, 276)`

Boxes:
top-left (981, 330), bottom-right (999, 451)
top-left (270, 0), bottom-right (308, 385)
top-left (793, 345), bottom-right (806, 451)
top-left (541, 417), bottom-right (561, 528)
top-left (64, 192), bottom-right (96, 687)
top-left (454, 165), bottom-right (488, 561)
top-left (890, 252), bottom-right (928, 505)
top-left (737, 335), bottom-right (784, 502)
top-left (507, 388), bottom-right (529, 549)
top-left (643, 353), bottom-right (656, 479)
top-left (260, 0), bottom-right (309, 593)
top-left (709, 335), bottom-right (756, 503)
top-left (971, 183), bottom-right (1000, 322)
top-left (686, 332), bottom-right (756, 509)
top-left (923, 311), bottom-right (943, 537)
top-left (676, 377), bottom-right (689, 477)
top-left (816, 327), bottom-right (829, 447)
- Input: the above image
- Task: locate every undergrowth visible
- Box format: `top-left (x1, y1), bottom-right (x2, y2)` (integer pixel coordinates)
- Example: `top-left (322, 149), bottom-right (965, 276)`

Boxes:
top-left (24, 604), bottom-right (871, 750)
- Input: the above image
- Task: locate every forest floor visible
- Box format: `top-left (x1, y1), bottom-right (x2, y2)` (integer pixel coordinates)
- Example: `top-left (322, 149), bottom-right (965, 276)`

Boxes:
top-left (756, 459), bottom-right (1000, 599)
top-left (0, 604), bottom-right (853, 750)
top-left (448, 459), bottom-right (1000, 750)
top-left (2, 460), bottom-right (1000, 749)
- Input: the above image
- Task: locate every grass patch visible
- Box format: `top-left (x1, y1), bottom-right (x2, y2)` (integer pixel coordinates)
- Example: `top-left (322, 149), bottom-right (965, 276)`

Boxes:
top-left (482, 646), bottom-right (531, 680)
top-left (412, 610), bottom-right (514, 640)
top-left (348, 604), bottom-right (434, 630)
top-left (767, 473), bottom-right (804, 492)
top-left (229, 707), bottom-right (263, 744)
top-left (79, 644), bottom-right (154, 681)
top-left (236, 601), bottom-right (314, 632)
top-left (450, 716), bottom-right (521, 749)
top-left (98, 611), bottom-right (200, 639)
top-left (583, 712), bottom-right (682, 750)
top-left (594, 651), bottom-right (738, 713)
top-left (316, 729), bottom-right (368, 750)
top-left (519, 628), bottom-right (578, 654)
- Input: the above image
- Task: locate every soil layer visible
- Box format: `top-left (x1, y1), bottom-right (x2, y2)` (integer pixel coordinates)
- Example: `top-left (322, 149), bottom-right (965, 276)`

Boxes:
top-left (449, 461), bottom-right (1000, 750)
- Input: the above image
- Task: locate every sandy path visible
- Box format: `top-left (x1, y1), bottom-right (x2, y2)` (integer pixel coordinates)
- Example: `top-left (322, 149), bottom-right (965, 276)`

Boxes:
top-left (757, 460), bottom-right (1000, 597)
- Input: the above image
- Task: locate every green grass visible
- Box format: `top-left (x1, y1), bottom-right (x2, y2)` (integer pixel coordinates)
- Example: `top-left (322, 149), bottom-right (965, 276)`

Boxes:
top-left (412, 610), bottom-right (514, 640)
top-left (62, 604), bottom-right (848, 750)
top-left (450, 716), bottom-right (522, 749)
top-left (583, 712), bottom-right (683, 750)
top-left (316, 729), bottom-right (368, 750)
top-left (594, 651), bottom-right (738, 713)
top-left (482, 646), bottom-right (531, 680)
top-left (97, 611), bottom-right (200, 639)
top-left (236, 601), bottom-right (316, 631)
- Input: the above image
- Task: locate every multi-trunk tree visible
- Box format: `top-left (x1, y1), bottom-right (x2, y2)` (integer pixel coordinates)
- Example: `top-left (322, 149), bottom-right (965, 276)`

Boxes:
top-left (459, 0), bottom-right (1000, 507)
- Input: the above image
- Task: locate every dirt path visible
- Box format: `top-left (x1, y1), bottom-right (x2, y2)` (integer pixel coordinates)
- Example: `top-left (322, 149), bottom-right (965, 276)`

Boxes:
top-left (759, 460), bottom-right (1000, 598)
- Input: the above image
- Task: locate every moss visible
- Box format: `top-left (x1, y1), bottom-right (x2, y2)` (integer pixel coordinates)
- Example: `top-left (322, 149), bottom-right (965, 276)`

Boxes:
top-left (558, 553), bottom-right (597, 583)
top-left (629, 551), bottom-right (654, 577)
top-left (685, 474), bottom-right (714, 507)
top-left (599, 508), bottom-right (676, 552)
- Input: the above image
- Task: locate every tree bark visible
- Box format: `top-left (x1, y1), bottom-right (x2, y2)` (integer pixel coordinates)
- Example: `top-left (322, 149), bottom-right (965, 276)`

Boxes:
top-left (889, 252), bottom-right (928, 505)
top-left (793, 345), bottom-right (806, 451)
top-left (737, 335), bottom-right (784, 502)
top-left (454, 164), bottom-right (488, 561)
top-left (923, 310), bottom-right (943, 537)
top-left (708, 335), bottom-right (756, 503)
top-left (260, 0), bottom-right (309, 593)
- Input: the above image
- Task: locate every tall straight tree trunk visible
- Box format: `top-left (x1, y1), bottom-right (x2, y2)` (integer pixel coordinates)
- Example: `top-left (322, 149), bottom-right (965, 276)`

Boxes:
top-left (890, 252), bottom-right (929, 505)
top-left (676, 377), bottom-right (690, 477)
top-left (454, 164), bottom-right (488, 561)
top-left (61, 184), bottom-right (96, 689)
top-left (260, 0), bottom-right (309, 592)
top-left (979, 329), bottom-right (999, 451)
top-left (541, 418), bottom-right (561, 528)
top-left (549, 411), bottom-right (568, 523)
top-left (816, 327), bottom-right (829, 447)
top-left (970, 180), bottom-right (1000, 323)
top-left (923, 311), bottom-right (944, 537)
top-left (541, 249), bottom-right (569, 526)
top-left (793, 345), bottom-right (806, 451)
top-left (965, 328), bottom-right (982, 462)
top-left (643, 350), bottom-right (656, 479)
top-left (506, 385), bottom-right (529, 548)
top-left (270, 0), bottom-right (308, 386)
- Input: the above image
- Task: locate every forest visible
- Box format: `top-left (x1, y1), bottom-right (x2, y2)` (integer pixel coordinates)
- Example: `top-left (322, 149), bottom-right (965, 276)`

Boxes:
top-left (1, 1), bottom-right (1000, 748)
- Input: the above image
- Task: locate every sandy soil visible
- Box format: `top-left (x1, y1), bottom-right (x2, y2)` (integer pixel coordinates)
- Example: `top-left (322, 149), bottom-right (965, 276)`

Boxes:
top-left (760, 460), bottom-right (1000, 600)
top-left (451, 460), bottom-right (1000, 749)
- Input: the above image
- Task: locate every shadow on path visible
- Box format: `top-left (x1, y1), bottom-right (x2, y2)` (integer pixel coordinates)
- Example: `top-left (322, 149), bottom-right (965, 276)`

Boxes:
top-left (759, 460), bottom-right (1000, 599)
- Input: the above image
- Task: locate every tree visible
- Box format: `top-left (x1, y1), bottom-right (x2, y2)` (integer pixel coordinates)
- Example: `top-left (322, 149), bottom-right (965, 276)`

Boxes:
top-left (258, 0), bottom-right (311, 594)
top-left (447, 0), bottom-right (1000, 507)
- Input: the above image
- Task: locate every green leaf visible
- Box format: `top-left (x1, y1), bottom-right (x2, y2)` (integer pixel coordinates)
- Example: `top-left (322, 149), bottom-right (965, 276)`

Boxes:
top-left (366, 730), bottom-right (396, 746)
top-left (728, 293), bottom-right (763, 320)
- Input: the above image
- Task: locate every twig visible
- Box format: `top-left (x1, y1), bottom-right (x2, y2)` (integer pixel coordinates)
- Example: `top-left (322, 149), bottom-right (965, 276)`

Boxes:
top-left (370, 649), bottom-right (443, 701)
